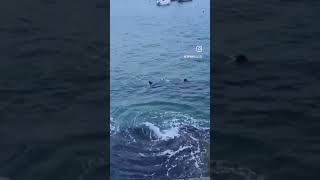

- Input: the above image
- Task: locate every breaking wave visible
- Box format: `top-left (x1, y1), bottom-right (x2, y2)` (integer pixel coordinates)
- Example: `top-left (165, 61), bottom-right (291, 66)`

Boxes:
top-left (110, 111), bottom-right (210, 179)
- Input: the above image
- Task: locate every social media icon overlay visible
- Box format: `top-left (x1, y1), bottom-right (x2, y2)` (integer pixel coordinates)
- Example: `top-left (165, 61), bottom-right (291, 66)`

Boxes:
top-left (196, 45), bottom-right (203, 53)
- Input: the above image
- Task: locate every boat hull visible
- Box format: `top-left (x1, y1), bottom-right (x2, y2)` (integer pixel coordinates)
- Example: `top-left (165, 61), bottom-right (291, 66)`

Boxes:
top-left (156, 0), bottom-right (171, 6)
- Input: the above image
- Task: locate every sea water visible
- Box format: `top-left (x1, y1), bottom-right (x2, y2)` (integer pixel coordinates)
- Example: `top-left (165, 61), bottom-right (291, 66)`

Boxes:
top-left (110, 0), bottom-right (210, 179)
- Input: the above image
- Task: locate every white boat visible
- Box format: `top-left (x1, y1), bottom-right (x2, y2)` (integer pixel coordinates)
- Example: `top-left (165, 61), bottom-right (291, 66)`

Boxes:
top-left (156, 0), bottom-right (171, 6)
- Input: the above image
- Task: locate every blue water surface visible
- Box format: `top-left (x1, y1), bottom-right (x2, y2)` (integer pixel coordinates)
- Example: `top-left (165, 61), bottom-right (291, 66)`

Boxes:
top-left (110, 0), bottom-right (210, 179)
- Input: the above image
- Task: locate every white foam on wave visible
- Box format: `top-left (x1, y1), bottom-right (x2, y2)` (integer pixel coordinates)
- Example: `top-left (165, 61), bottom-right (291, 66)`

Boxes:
top-left (158, 145), bottom-right (192, 158)
top-left (144, 122), bottom-right (180, 140)
top-left (110, 117), bottom-right (120, 135)
top-left (158, 145), bottom-right (203, 177)
top-left (110, 117), bottom-right (115, 132)
top-left (139, 153), bottom-right (147, 157)
top-left (111, 112), bottom-right (209, 177)
top-left (163, 111), bottom-right (209, 130)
